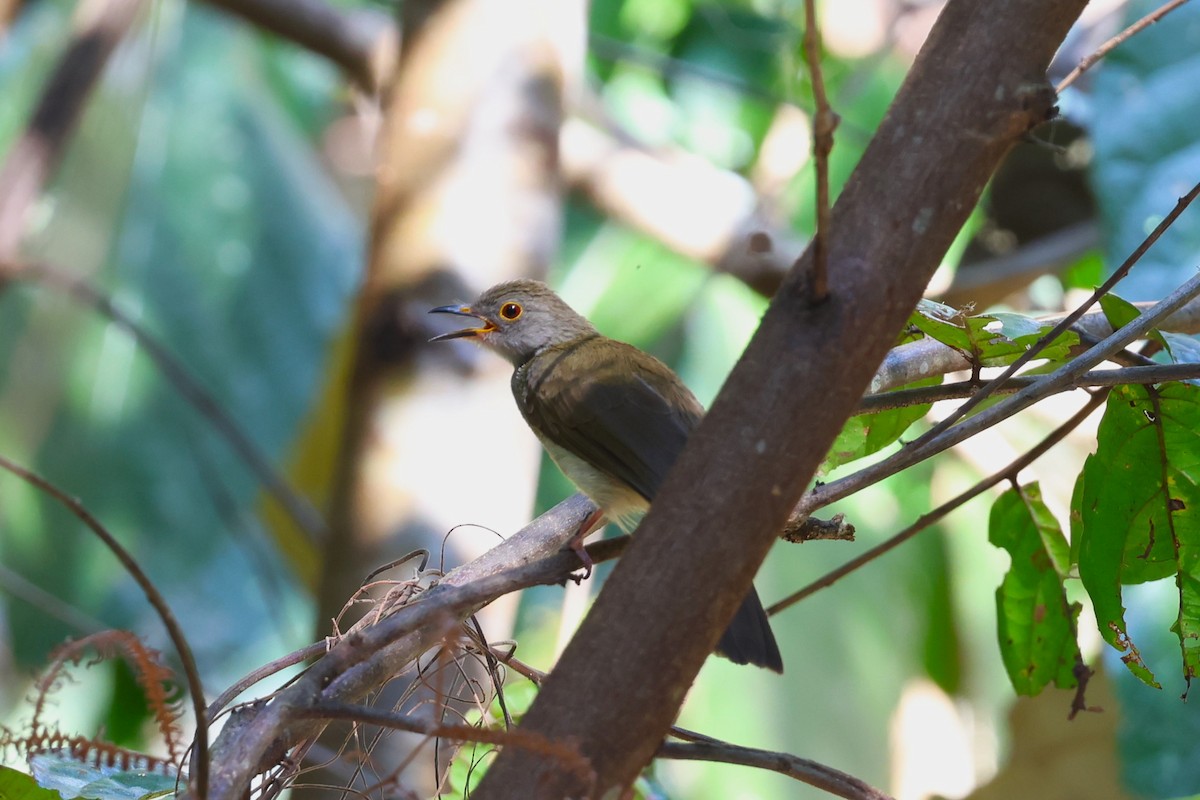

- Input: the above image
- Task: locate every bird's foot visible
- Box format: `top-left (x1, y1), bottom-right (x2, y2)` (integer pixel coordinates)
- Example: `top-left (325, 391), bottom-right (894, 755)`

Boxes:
top-left (564, 507), bottom-right (604, 582)
top-left (567, 536), bottom-right (594, 583)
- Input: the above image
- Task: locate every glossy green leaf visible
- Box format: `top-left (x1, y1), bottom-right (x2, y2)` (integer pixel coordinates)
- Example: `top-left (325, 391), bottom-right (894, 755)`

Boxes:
top-left (0, 8), bottom-right (355, 673)
top-left (1098, 293), bottom-right (1142, 331)
top-left (989, 483), bottom-right (1081, 695)
top-left (909, 300), bottom-right (1079, 367)
top-left (1076, 383), bottom-right (1200, 687)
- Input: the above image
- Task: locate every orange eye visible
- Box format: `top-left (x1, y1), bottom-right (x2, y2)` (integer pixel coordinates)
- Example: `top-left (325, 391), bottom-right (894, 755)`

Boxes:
top-left (499, 302), bottom-right (523, 321)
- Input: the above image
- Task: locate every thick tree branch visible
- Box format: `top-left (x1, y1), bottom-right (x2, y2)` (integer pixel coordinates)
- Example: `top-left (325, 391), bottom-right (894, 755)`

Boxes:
top-left (474, 2), bottom-right (1089, 797)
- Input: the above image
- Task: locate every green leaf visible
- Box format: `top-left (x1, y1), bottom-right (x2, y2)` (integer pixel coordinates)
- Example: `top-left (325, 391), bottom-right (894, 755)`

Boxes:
top-left (0, 766), bottom-right (64, 800)
top-left (1076, 383), bottom-right (1200, 687)
top-left (1098, 293), bottom-right (1142, 331)
top-left (820, 377), bottom-right (938, 472)
top-left (988, 483), bottom-right (1081, 695)
top-left (1100, 293), bottom-right (1200, 385)
top-left (909, 301), bottom-right (1079, 367)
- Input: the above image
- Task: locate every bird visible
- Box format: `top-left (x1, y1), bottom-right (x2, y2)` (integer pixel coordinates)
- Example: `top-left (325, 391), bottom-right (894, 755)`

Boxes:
top-left (430, 278), bottom-right (783, 672)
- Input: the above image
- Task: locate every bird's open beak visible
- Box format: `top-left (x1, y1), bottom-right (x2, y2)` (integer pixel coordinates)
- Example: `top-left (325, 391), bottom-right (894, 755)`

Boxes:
top-left (428, 305), bottom-right (497, 341)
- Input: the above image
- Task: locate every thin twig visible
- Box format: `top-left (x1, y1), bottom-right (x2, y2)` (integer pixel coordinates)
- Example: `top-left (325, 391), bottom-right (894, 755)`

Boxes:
top-left (13, 259), bottom-right (330, 546)
top-left (799, 0), bottom-right (837, 303)
top-left (0, 454), bottom-right (209, 799)
top-left (206, 642), bottom-right (325, 721)
top-left (772, 390), bottom-right (1108, 614)
top-left (1056, 0), bottom-right (1193, 93)
top-left (859, 362), bottom-right (1200, 413)
top-left (659, 741), bottom-right (894, 800)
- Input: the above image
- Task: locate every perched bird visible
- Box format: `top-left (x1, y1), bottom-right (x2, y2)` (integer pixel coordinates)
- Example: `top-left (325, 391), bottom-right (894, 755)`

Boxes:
top-left (430, 279), bottom-right (783, 671)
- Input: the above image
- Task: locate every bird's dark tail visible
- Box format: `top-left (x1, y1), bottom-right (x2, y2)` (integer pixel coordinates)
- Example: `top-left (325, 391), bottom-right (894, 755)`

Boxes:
top-left (716, 585), bottom-right (783, 672)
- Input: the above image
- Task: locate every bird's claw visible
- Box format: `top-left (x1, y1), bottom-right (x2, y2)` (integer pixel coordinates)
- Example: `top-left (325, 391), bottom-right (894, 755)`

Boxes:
top-left (568, 537), bottom-right (594, 582)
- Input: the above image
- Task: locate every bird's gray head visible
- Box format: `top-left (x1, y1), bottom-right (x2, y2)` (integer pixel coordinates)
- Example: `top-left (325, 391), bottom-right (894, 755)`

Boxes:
top-left (429, 279), bottom-right (598, 365)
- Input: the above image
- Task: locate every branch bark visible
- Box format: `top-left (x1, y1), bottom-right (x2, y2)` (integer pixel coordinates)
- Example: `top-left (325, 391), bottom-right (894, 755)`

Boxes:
top-left (473, 2), bottom-right (1088, 796)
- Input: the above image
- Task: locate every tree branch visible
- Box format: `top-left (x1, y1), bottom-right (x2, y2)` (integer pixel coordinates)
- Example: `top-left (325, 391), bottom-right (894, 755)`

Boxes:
top-left (799, 0), bottom-right (836, 302)
top-left (199, 494), bottom-right (598, 800)
top-left (659, 741), bottom-right (895, 800)
top-left (869, 294), bottom-right (1200, 393)
top-left (1056, 0), bottom-right (1192, 93)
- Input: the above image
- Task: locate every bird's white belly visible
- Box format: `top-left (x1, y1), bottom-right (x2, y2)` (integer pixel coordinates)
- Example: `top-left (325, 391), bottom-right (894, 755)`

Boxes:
top-left (540, 439), bottom-right (647, 532)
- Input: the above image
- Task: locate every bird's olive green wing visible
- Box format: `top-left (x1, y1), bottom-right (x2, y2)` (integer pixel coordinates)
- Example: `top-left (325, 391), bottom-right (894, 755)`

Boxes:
top-left (518, 338), bottom-right (703, 501)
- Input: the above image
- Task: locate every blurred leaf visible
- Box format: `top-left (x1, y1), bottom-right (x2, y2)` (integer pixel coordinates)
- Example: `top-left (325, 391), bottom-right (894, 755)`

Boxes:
top-left (1089, 0), bottom-right (1200, 301)
top-left (909, 300), bottom-right (1079, 366)
top-left (0, 766), bottom-right (63, 800)
top-left (1059, 250), bottom-right (1105, 292)
top-left (0, 7), bottom-right (358, 673)
top-left (912, 527), bottom-right (962, 695)
top-left (29, 754), bottom-right (175, 800)
top-left (1076, 383), bottom-right (1200, 688)
top-left (988, 483), bottom-right (1081, 695)
top-left (1112, 582), bottom-right (1200, 798)
top-left (102, 660), bottom-right (152, 751)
